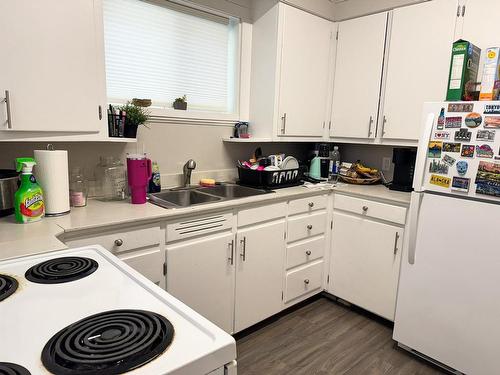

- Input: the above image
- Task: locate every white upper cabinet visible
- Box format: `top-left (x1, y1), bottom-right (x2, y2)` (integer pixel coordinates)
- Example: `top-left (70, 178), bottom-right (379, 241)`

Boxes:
top-left (330, 12), bottom-right (388, 139)
top-left (0, 0), bottom-right (104, 135)
top-left (460, 0), bottom-right (500, 79)
top-left (380, 0), bottom-right (459, 141)
top-left (249, 2), bottom-right (334, 141)
top-left (277, 4), bottom-right (333, 137)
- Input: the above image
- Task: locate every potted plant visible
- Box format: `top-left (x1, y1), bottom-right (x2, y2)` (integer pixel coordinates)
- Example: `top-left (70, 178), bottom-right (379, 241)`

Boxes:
top-left (119, 102), bottom-right (149, 138)
top-left (173, 95), bottom-right (187, 110)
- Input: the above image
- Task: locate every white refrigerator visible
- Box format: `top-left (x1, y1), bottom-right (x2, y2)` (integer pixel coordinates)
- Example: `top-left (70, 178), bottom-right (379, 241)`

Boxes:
top-left (393, 102), bottom-right (500, 375)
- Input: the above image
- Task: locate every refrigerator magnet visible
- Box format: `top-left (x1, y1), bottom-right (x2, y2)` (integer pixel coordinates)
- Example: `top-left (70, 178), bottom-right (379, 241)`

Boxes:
top-left (455, 129), bottom-right (472, 142)
top-left (443, 142), bottom-right (461, 153)
top-left (484, 116), bottom-right (500, 129)
top-left (484, 104), bottom-right (500, 114)
top-left (451, 177), bottom-right (470, 192)
top-left (448, 103), bottom-right (474, 113)
top-left (456, 161), bottom-right (468, 176)
top-left (461, 145), bottom-right (475, 158)
top-left (476, 130), bottom-right (495, 142)
top-left (464, 113), bottom-right (482, 128)
top-left (434, 131), bottom-right (450, 140)
top-left (429, 160), bottom-right (449, 174)
top-left (430, 174), bottom-right (451, 188)
top-left (443, 155), bottom-right (456, 167)
top-left (476, 144), bottom-right (494, 158)
top-left (445, 116), bottom-right (462, 128)
top-left (428, 141), bottom-right (443, 158)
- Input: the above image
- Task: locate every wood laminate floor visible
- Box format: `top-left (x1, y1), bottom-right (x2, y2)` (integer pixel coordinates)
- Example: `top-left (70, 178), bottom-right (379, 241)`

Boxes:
top-left (236, 297), bottom-right (446, 375)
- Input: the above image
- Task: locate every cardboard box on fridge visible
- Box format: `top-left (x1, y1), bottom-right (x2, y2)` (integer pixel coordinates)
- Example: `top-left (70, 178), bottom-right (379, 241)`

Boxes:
top-left (446, 40), bottom-right (481, 101)
top-left (479, 47), bottom-right (500, 101)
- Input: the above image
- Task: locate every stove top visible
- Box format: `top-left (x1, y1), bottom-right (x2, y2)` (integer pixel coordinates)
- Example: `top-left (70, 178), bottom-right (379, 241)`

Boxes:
top-left (25, 256), bottom-right (98, 284)
top-left (42, 309), bottom-right (174, 375)
top-left (0, 246), bottom-right (235, 374)
top-left (0, 362), bottom-right (31, 375)
top-left (0, 274), bottom-right (18, 301)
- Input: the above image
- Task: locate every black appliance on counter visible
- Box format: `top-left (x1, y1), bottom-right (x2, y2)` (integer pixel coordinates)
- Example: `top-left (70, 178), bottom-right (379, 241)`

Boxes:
top-left (390, 148), bottom-right (417, 192)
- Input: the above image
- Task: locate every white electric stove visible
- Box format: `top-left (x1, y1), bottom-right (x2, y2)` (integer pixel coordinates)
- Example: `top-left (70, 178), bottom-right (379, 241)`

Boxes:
top-left (0, 245), bottom-right (237, 375)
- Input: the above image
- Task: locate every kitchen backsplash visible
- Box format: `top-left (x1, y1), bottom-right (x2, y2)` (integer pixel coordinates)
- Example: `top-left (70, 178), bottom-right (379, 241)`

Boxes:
top-left (0, 122), bottom-right (400, 186)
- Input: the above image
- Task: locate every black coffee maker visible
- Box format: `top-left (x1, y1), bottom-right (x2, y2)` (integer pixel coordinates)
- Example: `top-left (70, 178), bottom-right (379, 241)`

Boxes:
top-left (390, 148), bottom-right (417, 192)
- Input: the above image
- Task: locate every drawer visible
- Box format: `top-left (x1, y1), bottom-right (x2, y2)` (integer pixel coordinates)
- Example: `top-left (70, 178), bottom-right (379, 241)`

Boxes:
top-left (288, 194), bottom-right (328, 216)
top-left (167, 212), bottom-right (234, 242)
top-left (65, 225), bottom-right (161, 255)
top-left (333, 194), bottom-right (407, 225)
top-left (118, 246), bottom-right (165, 288)
top-left (285, 260), bottom-right (323, 302)
top-left (238, 202), bottom-right (287, 227)
top-left (287, 211), bottom-right (327, 243)
top-left (286, 236), bottom-right (325, 270)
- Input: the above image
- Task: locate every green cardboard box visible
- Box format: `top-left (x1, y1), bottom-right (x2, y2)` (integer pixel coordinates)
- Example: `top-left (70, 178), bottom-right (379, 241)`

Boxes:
top-left (446, 40), bottom-right (481, 101)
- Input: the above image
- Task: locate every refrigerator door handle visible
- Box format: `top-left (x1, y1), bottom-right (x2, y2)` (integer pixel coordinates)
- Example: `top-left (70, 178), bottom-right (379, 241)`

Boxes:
top-left (413, 113), bottom-right (435, 191)
top-left (408, 192), bottom-right (424, 265)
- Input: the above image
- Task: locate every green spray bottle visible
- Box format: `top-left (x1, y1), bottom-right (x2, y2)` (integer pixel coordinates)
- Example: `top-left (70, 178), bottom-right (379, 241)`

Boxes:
top-left (14, 158), bottom-right (45, 223)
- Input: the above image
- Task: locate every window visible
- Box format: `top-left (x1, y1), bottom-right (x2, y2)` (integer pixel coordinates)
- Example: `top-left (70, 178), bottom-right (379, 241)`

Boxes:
top-left (103, 0), bottom-right (240, 115)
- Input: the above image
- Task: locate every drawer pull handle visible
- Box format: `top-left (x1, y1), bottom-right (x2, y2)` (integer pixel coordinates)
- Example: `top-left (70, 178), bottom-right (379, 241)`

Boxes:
top-left (307, 224), bottom-right (313, 230)
top-left (393, 232), bottom-right (400, 255)
top-left (305, 250), bottom-right (312, 256)
top-left (304, 279), bottom-right (310, 285)
top-left (308, 202), bottom-right (314, 208)
top-left (114, 239), bottom-right (123, 247)
top-left (362, 206), bottom-right (369, 212)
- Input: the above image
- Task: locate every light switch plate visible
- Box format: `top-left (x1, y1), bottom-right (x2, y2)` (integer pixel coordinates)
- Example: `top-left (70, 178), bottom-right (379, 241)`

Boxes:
top-left (382, 157), bottom-right (392, 172)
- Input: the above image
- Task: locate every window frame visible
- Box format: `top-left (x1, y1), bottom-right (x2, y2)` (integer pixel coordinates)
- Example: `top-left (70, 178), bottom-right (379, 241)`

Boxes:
top-left (102, 0), bottom-right (249, 123)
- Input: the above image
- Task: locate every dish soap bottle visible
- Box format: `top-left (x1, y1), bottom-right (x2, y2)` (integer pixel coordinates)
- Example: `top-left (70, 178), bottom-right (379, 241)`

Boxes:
top-left (14, 158), bottom-right (45, 223)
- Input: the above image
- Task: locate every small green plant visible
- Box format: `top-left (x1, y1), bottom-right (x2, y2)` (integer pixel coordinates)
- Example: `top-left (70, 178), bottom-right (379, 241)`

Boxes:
top-left (119, 102), bottom-right (149, 126)
top-left (174, 95), bottom-right (187, 104)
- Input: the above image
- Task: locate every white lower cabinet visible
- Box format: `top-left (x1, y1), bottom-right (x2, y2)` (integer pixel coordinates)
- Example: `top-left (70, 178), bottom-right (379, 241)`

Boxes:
top-left (329, 211), bottom-right (404, 321)
top-left (234, 220), bottom-right (286, 332)
top-left (166, 231), bottom-right (235, 333)
top-left (63, 224), bottom-right (165, 288)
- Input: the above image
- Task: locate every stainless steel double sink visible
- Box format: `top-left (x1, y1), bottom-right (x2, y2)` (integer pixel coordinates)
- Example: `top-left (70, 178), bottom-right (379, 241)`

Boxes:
top-left (148, 183), bottom-right (272, 209)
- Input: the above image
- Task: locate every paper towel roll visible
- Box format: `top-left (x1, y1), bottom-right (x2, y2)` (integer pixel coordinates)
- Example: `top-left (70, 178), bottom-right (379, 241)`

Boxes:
top-left (34, 149), bottom-right (70, 216)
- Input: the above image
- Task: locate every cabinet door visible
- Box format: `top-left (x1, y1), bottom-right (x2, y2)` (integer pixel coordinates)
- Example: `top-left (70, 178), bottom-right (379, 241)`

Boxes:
top-left (277, 4), bottom-right (333, 137)
top-left (329, 212), bottom-right (403, 321)
top-left (0, 0), bottom-right (103, 133)
top-left (118, 247), bottom-right (165, 289)
top-left (461, 0), bottom-right (500, 79)
top-left (166, 232), bottom-right (235, 333)
top-left (330, 12), bottom-right (387, 139)
top-left (234, 220), bottom-right (285, 332)
top-left (382, 0), bottom-right (458, 141)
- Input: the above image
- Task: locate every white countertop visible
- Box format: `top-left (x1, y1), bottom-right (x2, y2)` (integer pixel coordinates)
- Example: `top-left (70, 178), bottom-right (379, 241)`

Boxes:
top-left (0, 184), bottom-right (410, 261)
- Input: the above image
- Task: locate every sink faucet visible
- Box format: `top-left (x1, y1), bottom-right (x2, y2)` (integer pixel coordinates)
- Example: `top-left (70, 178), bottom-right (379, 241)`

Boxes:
top-left (183, 159), bottom-right (197, 187)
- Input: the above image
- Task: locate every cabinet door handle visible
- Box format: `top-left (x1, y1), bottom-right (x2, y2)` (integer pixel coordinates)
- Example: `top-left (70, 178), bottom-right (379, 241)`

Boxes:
top-left (2, 90), bottom-right (12, 129)
top-left (305, 250), bottom-right (312, 256)
top-left (382, 115), bottom-right (387, 136)
top-left (307, 224), bottom-right (313, 230)
top-left (304, 279), bottom-right (310, 285)
top-left (228, 240), bottom-right (234, 265)
top-left (362, 206), bottom-right (369, 212)
top-left (368, 116), bottom-right (373, 137)
top-left (308, 202), bottom-right (314, 208)
top-left (240, 237), bottom-right (246, 261)
top-left (281, 113), bottom-right (287, 134)
top-left (114, 239), bottom-right (123, 247)
top-left (393, 232), bottom-right (400, 255)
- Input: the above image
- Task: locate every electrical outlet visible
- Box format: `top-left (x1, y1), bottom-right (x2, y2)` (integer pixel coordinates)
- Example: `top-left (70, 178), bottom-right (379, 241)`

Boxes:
top-left (382, 157), bottom-right (392, 172)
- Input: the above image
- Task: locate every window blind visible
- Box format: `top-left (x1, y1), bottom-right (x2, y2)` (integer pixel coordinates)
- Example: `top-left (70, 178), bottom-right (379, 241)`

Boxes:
top-left (103, 0), bottom-right (239, 113)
